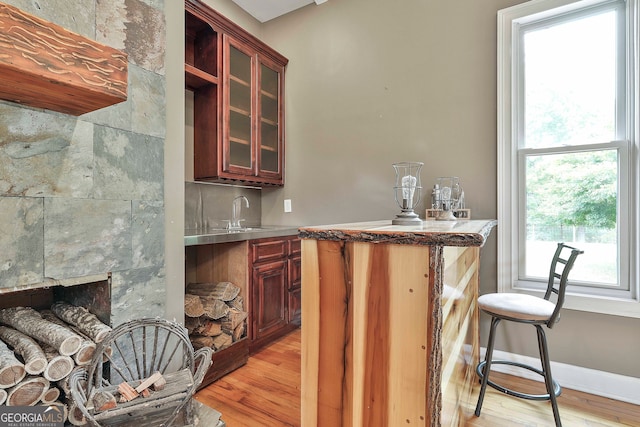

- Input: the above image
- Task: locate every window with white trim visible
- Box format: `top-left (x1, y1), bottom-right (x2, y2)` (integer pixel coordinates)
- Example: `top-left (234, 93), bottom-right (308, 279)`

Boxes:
top-left (497, 0), bottom-right (640, 317)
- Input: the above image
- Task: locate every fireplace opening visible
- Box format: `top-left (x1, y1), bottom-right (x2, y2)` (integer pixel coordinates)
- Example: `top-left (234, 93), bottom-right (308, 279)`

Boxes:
top-left (0, 276), bottom-right (111, 324)
top-left (0, 275), bottom-right (111, 415)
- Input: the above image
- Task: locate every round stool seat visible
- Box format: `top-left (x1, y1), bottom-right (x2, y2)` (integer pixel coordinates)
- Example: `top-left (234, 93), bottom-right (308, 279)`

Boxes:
top-left (478, 293), bottom-right (555, 322)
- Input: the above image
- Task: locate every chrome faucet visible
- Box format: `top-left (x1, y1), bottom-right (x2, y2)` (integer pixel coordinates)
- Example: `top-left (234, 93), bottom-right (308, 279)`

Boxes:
top-left (230, 195), bottom-right (249, 229)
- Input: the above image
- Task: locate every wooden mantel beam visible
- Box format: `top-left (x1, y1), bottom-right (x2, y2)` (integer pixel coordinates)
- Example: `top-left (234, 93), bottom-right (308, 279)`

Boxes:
top-left (0, 2), bottom-right (128, 115)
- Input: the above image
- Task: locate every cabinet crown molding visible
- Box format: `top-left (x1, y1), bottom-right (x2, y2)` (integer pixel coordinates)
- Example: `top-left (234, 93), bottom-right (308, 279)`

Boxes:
top-left (186, 0), bottom-right (288, 66)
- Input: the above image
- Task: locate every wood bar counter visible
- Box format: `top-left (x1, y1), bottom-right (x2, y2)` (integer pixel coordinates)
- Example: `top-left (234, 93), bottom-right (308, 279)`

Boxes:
top-left (299, 219), bottom-right (496, 427)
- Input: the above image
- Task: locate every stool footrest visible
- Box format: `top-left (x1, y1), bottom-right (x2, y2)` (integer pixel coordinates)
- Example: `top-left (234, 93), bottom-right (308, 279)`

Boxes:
top-left (476, 360), bottom-right (561, 401)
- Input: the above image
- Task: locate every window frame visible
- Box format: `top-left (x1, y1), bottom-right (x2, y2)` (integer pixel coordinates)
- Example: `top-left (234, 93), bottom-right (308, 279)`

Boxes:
top-left (497, 0), bottom-right (640, 318)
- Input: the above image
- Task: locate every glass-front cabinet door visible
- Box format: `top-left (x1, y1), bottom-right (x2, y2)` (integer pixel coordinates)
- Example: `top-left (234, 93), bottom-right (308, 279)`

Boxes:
top-left (225, 40), bottom-right (254, 175)
top-left (257, 58), bottom-right (284, 181)
top-left (222, 36), bottom-right (285, 185)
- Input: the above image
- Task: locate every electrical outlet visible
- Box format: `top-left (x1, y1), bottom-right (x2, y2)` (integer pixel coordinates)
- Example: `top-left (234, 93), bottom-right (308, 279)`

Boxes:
top-left (284, 199), bottom-right (292, 213)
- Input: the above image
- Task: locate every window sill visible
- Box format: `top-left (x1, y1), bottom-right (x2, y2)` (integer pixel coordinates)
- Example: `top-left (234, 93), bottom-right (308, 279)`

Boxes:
top-left (562, 294), bottom-right (640, 318)
top-left (507, 283), bottom-right (640, 318)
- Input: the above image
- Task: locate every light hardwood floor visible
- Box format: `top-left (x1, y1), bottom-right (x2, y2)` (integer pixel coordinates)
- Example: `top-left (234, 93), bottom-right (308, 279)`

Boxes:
top-left (195, 329), bottom-right (640, 426)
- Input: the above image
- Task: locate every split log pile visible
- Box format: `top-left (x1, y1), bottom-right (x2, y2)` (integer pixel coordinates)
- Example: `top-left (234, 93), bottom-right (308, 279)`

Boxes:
top-left (185, 281), bottom-right (247, 351)
top-left (0, 303), bottom-right (112, 424)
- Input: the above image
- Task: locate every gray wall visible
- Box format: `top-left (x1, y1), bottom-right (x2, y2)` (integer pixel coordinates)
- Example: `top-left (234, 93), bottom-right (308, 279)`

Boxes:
top-left (0, 0), bottom-right (167, 327)
top-left (202, 0), bottom-right (640, 378)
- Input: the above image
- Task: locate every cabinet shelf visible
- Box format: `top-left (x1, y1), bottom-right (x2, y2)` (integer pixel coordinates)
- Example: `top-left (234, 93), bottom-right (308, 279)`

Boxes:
top-left (260, 145), bottom-right (278, 153)
top-left (230, 74), bottom-right (250, 88)
top-left (261, 117), bottom-right (278, 126)
top-left (230, 105), bottom-right (251, 117)
top-left (185, 64), bottom-right (219, 89)
top-left (260, 90), bottom-right (277, 101)
top-left (230, 137), bottom-right (251, 146)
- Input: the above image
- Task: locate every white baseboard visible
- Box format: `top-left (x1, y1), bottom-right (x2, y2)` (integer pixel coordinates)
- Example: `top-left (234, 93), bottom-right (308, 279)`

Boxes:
top-left (481, 348), bottom-right (640, 405)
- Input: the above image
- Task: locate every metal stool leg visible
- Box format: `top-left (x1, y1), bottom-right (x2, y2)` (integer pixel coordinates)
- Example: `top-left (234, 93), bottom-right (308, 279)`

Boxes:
top-left (536, 325), bottom-right (562, 427)
top-left (474, 316), bottom-right (501, 416)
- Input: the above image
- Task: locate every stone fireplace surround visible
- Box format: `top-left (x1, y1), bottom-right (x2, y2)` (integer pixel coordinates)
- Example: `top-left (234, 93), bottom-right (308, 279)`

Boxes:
top-left (0, 1), bottom-right (221, 422)
top-left (0, 0), bottom-right (168, 328)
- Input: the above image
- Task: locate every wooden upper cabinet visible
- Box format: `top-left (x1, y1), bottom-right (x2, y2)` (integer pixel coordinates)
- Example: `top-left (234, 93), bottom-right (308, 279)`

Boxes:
top-left (186, 0), bottom-right (288, 186)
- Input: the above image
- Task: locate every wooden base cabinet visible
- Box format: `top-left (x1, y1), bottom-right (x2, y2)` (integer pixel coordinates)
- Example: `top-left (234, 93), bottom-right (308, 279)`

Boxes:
top-left (299, 220), bottom-right (496, 427)
top-left (185, 241), bottom-right (250, 387)
top-left (249, 236), bottom-right (301, 352)
top-left (187, 235), bottom-right (300, 385)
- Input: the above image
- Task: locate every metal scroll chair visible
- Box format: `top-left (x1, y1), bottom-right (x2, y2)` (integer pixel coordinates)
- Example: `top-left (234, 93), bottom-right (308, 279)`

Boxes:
top-left (69, 317), bottom-right (213, 427)
top-left (474, 243), bottom-right (583, 427)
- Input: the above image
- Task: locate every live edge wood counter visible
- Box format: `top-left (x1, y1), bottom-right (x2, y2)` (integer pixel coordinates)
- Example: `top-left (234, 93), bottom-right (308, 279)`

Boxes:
top-left (299, 219), bottom-right (496, 427)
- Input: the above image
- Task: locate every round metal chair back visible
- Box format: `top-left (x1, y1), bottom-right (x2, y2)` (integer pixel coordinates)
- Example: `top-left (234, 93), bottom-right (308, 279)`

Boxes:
top-left (86, 318), bottom-right (195, 391)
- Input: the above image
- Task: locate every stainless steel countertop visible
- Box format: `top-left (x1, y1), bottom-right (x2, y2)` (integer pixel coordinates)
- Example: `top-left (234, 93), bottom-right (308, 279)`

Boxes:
top-left (184, 225), bottom-right (300, 246)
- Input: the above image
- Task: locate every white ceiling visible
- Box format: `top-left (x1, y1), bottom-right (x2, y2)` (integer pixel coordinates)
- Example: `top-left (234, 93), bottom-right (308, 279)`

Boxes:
top-left (232, 0), bottom-right (327, 23)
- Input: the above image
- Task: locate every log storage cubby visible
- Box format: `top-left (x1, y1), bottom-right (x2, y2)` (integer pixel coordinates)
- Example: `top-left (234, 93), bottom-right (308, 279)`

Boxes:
top-left (185, 241), bottom-right (250, 387)
top-left (0, 279), bottom-right (111, 419)
top-left (0, 2), bottom-right (128, 115)
top-left (0, 302), bottom-right (111, 414)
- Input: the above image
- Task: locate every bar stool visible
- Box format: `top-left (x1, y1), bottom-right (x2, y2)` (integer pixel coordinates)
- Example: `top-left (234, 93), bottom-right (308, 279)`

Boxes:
top-left (474, 243), bottom-right (583, 427)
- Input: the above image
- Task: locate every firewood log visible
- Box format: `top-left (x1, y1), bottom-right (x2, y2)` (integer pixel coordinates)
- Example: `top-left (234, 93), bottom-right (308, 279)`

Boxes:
top-left (220, 308), bottom-right (248, 332)
top-left (232, 321), bottom-right (246, 342)
top-left (50, 302), bottom-right (112, 343)
top-left (0, 307), bottom-right (82, 356)
top-left (41, 344), bottom-right (74, 382)
top-left (56, 366), bottom-right (84, 397)
top-left (187, 281), bottom-right (240, 301)
top-left (117, 381), bottom-right (138, 402)
top-left (70, 340), bottom-right (95, 366)
top-left (0, 338), bottom-right (26, 388)
top-left (0, 388), bottom-right (6, 405)
top-left (185, 316), bottom-right (202, 334)
top-left (192, 319), bottom-right (222, 337)
top-left (152, 374), bottom-right (166, 391)
top-left (5, 376), bottom-right (49, 406)
top-left (67, 400), bottom-right (87, 426)
top-left (184, 293), bottom-right (205, 317)
top-left (0, 326), bottom-right (47, 375)
top-left (40, 311), bottom-right (96, 366)
top-left (92, 390), bottom-right (117, 411)
top-left (40, 386), bottom-right (60, 404)
top-left (228, 295), bottom-right (245, 311)
top-left (134, 371), bottom-right (163, 393)
top-left (189, 335), bottom-right (215, 350)
top-left (201, 298), bottom-right (229, 320)
top-left (212, 332), bottom-right (232, 350)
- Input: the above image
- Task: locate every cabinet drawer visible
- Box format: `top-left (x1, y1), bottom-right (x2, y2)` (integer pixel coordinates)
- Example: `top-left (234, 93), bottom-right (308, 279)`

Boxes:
top-left (251, 239), bottom-right (288, 263)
